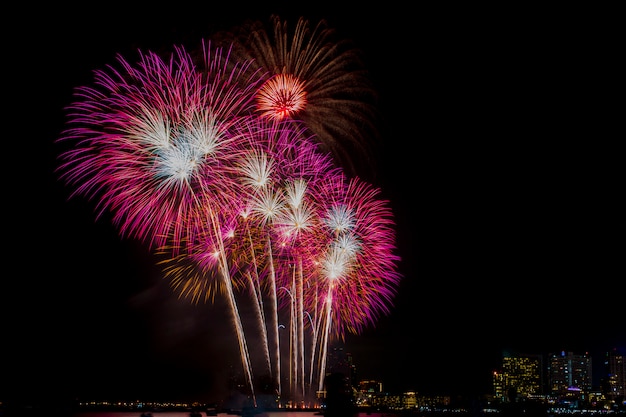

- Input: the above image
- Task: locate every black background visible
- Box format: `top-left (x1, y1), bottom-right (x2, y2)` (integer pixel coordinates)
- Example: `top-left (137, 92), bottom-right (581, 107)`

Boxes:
top-left (3, 2), bottom-right (624, 409)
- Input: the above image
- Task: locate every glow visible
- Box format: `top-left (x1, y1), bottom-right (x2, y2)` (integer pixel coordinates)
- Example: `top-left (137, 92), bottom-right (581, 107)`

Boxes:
top-left (256, 74), bottom-right (307, 120)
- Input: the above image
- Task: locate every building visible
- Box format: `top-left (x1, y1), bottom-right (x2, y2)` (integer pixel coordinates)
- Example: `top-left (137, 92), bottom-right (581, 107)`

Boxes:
top-left (548, 351), bottom-right (592, 395)
top-left (493, 352), bottom-right (543, 402)
top-left (603, 348), bottom-right (626, 400)
top-left (547, 350), bottom-right (593, 409)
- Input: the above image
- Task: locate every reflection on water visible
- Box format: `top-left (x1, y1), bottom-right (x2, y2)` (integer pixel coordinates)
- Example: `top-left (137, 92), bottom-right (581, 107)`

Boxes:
top-left (71, 412), bottom-right (393, 417)
top-left (72, 412), bottom-right (322, 417)
top-left (72, 413), bottom-right (324, 417)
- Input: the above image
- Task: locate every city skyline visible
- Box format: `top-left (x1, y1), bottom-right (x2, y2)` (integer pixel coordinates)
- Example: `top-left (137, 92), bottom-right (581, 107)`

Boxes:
top-left (3, 2), bottom-right (624, 410)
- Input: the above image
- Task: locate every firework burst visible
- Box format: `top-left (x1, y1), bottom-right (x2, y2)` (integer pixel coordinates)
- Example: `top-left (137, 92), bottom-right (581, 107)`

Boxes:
top-left (56, 41), bottom-right (264, 249)
top-left (222, 14), bottom-right (381, 180)
top-left (305, 172), bottom-right (402, 338)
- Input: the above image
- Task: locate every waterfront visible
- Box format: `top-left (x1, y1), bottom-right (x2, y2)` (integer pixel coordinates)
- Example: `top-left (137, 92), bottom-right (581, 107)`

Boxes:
top-left (63, 409), bottom-right (626, 417)
top-left (5, 404), bottom-right (626, 417)
top-left (72, 412), bottom-right (323, 417)
top-left (70, 412), bottom-right (396, 417)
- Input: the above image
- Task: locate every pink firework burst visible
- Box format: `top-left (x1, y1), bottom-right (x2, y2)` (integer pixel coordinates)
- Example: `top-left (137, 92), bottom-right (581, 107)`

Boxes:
top-left (303, 172), bottom-right (403, 339)
top-left (56, 41), bottom-right (264, 249)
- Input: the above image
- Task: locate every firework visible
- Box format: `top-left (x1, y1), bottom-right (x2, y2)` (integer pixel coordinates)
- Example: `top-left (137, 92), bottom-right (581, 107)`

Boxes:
top-left (56, 41), bottom-right (264, 250)
top-left (281, 170), bottom-right (402, 395)
top-left (222, 14), bottom-right (381, 180)
top-left (56, 16), bottom-right (403, 411)
top-left (156, 116), bottom-right (344, 404)
top-left (307, 173), bottom-right (402, 337)
top-left (56, 40), bottom-right (268, 406)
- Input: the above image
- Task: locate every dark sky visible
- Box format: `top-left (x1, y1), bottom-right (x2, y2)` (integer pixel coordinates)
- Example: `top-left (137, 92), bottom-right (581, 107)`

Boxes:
top-left (3, 2), bottom-right (624, 409)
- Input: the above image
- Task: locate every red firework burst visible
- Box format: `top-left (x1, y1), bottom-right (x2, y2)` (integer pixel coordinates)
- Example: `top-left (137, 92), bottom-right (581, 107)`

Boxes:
top-left (222, 14), bottom-right (381, 180)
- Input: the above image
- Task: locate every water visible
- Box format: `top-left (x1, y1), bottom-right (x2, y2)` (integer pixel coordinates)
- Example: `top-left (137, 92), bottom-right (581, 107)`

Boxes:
top-left (72, 412), bottom-right (321, 417)
top-left (71, 412), bottom-right (392, 417)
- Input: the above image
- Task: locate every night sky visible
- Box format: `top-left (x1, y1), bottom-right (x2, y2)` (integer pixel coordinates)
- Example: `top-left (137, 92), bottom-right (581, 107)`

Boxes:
top-left (3, 2), bottom-right (624, 409)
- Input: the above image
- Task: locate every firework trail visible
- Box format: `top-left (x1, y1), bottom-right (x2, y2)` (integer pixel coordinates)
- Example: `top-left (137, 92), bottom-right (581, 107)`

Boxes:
top-left (229, 117), bottom-right (341, 405)
top-left (154, 116), bottom-right (341, 404)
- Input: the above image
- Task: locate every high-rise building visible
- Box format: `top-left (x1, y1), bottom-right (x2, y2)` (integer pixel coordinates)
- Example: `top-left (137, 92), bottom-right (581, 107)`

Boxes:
top-left (324, 343), bottom-right (357, 404)
top-left (548, 351), bottom-right (592, 395)
top-left (326, 343), bottom-right (352, 376)
top-left (493, 353), bottom-right (543, 402)
top-left (604, 348), bottom-right (626, 400)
